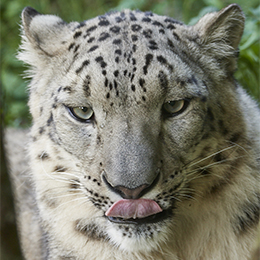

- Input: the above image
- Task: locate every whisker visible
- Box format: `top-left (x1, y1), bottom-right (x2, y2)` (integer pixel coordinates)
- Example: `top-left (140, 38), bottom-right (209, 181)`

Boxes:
top-left (185, 153), bottom-right (248, 180)
top-left (187, 144), bottom-right (238, 168)
top-left (53, 196), bottom-right (92, 211)
top-left (225, 140), bottom-right (250, 155)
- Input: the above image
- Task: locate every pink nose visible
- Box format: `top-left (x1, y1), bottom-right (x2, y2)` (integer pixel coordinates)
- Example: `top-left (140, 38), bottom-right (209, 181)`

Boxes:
top-left (114, 184), bottom-right (149, 199)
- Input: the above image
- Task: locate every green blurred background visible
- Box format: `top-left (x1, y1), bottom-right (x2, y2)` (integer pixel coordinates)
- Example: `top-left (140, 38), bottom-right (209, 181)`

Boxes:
top-left (0, 0), bottom-right (259, 259)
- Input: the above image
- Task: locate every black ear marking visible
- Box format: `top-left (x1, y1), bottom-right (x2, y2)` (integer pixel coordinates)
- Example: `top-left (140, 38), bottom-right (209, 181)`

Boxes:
top-left (20, 7), bottom-right (69, 58)
top-left (22, 7), bottom-right (41, 29)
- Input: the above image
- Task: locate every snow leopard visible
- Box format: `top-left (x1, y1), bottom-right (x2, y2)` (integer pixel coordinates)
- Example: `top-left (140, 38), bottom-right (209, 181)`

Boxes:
top-left (5, 4), bottom-right (260, 260)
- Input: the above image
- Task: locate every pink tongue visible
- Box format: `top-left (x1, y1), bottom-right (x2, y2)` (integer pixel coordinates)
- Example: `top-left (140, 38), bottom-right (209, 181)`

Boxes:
top-left (105, 199), bottom-right (162, 219)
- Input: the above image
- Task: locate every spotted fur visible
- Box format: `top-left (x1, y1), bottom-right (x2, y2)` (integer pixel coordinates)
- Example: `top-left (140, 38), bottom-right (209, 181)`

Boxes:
top-left (6, 4), bottom-right (260, 260)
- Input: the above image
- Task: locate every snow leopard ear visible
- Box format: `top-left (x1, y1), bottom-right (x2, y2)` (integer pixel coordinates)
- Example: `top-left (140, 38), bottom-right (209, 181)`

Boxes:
top-left (194, 4), bottom-right (245, 74)
top-left (18, 7), bottom-right (73, 69)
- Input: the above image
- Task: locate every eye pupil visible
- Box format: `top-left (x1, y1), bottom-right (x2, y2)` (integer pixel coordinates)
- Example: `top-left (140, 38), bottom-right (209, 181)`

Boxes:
top-left (81, 107), bottom-right (88, 112)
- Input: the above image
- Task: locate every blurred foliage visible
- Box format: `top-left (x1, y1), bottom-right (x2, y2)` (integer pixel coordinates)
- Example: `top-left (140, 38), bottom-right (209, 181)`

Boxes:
top-left (1, 0), bottom-right (259, 128)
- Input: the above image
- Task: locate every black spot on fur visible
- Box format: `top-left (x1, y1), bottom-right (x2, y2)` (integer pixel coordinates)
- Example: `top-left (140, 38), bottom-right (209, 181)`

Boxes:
top-left (73, 53), bottom-right (79, 61)
top-left (76, 21), bottom-right (86, 29)
top-left (114, 80), bottom-right (118, 89)
top-left (68, 43), bottom-right (75, 51)
top-left (129, 12), bottom-right (137, 21)
top-left (113, 39), bottom-right (122, 45)
top-left (115, 16), bottom-right (123, 23)
top-left (83, 75), bottom-right (91, 97)
top-left (47, 113), bottom-right (53, 126)
top-left (164, 18), bottom-right (183, 25)
top-left (139, 78), bottom-right (145, 87)
top-left (143, 54), bottom-right (153, 75)
top-left (39, 127), bottom-right (45, 134)
top-left (159, 29), bottom-right (165, 34)
top-left (86, 25), bottom-right (97, 33)
top-left (157, 56), bottom-right (173, 72)
top-left (142, 17), bottom-right (151, 23)
top-left (63, 86), bottom-right (72, 93)
top-left (114, 70), bottom-right (119, 77)
top-left (87, 37), bottom-right (95, 43)
top-left (131, 35), bottom-right (138, 42)
top-left (95, 56), bottom-right (107, 68)
top-left (172, 32), bottom-right (180, 41)
top-left (130, 74), bottom-right (135, 82)
top-left (167, 24), bottom-right (176, 30)
top-left (115, 49), bottom-right (122, 55)
top-left (104, 78), bottom-right (108, 87)
top-left (158, 71), bottom-right (168, 90)
top-left (110, 26), bottom-right (121, 34)
top-left (131, 24), bottom-right (142, 32)
top-left (143, 29), bottom-right (152, 38)
top-left (153, 21), bottom-right (164, 27)
top-left (96, 135), bottom-right (101, 145)
top-left (88, 45), bottom-right (99, 53)
top-left (98, 19), bottom-right (110, 26)
top-left (73, 44), bottom-right (79, 53)
top-left (74, 31), bottom-right (82, 39)
top-left (131, 84), bottom-right (136, 92)
top-left (148, 40), bottom-right (158, 50)
top-left (167, 38), bottom-right (175, 49)
top-left (98, 32), bottom-right (110, 41)
top-left (76, 60), bottom-right (90, 74)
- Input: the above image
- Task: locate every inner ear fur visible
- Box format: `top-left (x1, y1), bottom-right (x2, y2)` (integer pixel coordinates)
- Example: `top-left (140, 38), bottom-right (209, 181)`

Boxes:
top-left (194, 4), bottom-right (245, 73)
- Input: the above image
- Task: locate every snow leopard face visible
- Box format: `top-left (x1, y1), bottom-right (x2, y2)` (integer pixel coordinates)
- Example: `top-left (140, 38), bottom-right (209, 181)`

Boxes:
top-left (18, 5), bottom-right (259, 257)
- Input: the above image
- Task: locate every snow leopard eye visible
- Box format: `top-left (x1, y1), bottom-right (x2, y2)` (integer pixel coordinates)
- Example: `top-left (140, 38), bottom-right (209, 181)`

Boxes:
top-left (68, 106), bottom-right (94, 122)
top-left (162, 100), bottom-right (189, 117)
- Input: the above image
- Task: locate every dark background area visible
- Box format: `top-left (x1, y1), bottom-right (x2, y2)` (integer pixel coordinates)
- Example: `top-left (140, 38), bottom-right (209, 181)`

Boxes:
top-left (1, 0), bottom-right (259, 259)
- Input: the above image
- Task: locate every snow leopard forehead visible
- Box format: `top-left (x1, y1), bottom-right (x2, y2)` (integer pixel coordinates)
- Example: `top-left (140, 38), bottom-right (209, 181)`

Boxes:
top-left (20, 7), bottom-right (239, 111)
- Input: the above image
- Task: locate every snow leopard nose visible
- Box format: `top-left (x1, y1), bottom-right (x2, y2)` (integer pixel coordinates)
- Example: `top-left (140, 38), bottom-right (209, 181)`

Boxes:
top-left (102, 119), bottom-right (160, 198)
top-left (115, 184), bottom-right (148, 199)
top-left (102, 173), bottom-right (160, 199)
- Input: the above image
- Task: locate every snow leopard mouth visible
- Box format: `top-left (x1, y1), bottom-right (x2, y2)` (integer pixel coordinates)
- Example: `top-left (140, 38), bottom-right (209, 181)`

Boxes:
top-left (106, 209), bottom-right (172, 225)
